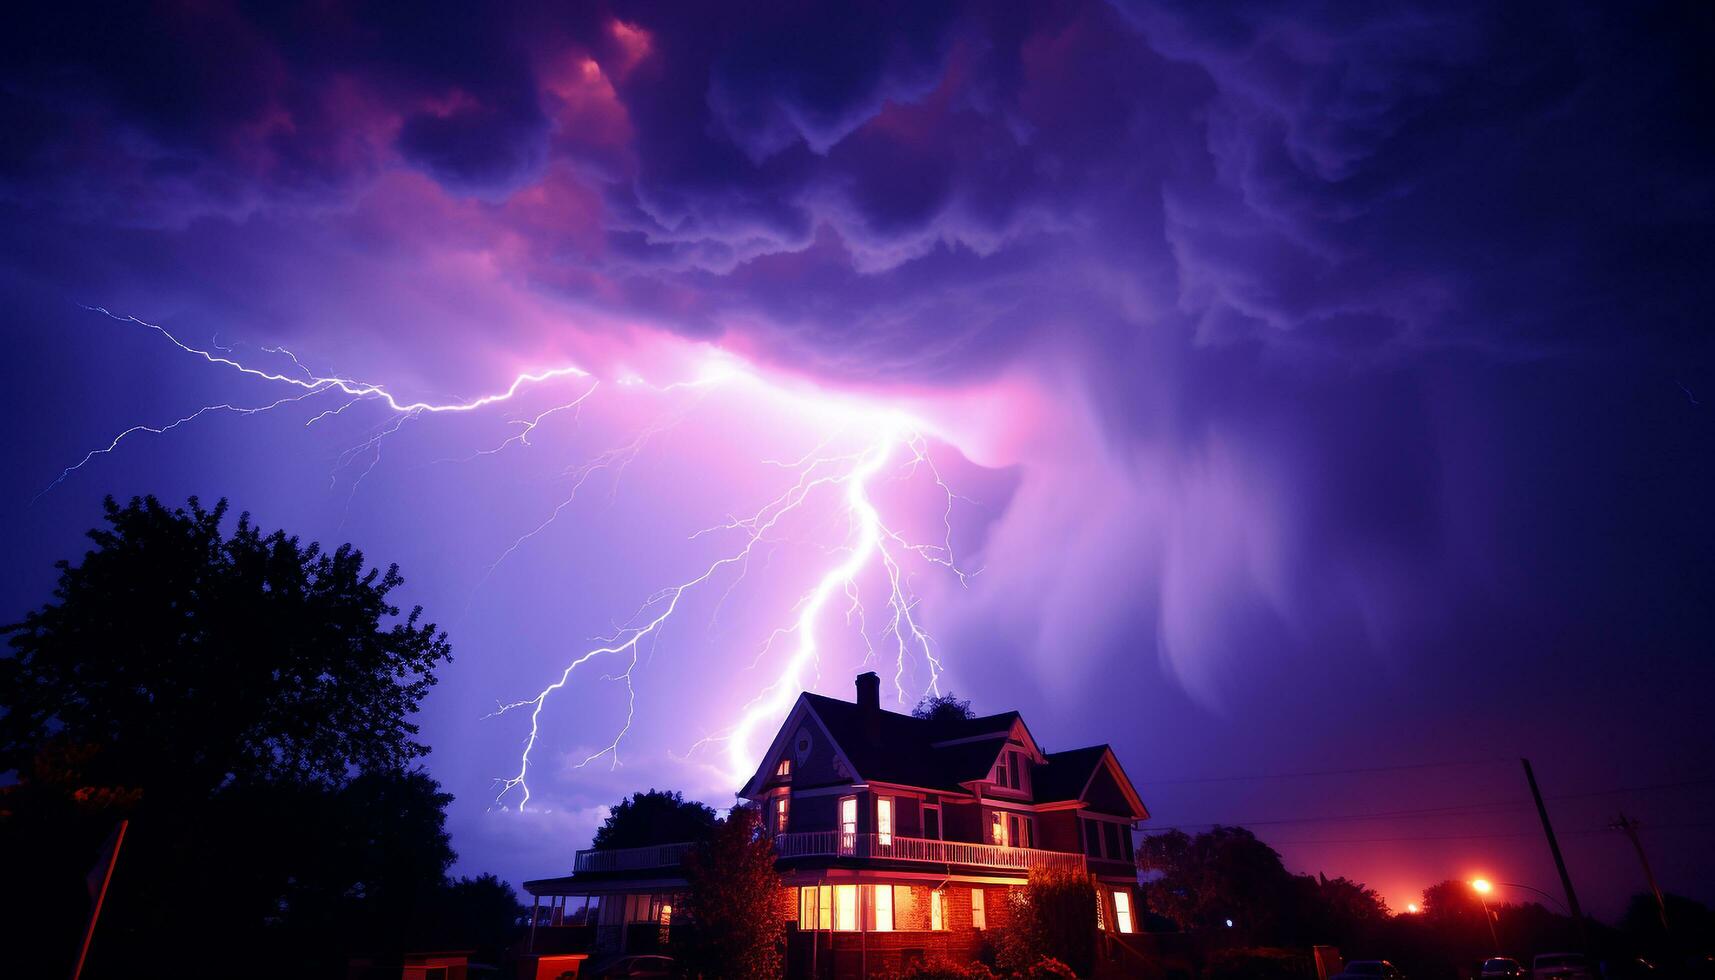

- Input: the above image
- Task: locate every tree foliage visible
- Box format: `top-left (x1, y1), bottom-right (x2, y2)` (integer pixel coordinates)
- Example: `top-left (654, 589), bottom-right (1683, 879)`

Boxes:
top-left (993, 868), bottom-right (1098, 977)
top-left (912, 691), bottom-right (975, 723)
top-left (679, 804), bottom-right (784, 980)
top-left (1, 495), bottom-right (451, 799)
top-left (0, 496), bottom-right (506, 979)
top-left (1139, 827), bottom-right (1389, 949)
top-left (591, 788), bottom-right (718, 850)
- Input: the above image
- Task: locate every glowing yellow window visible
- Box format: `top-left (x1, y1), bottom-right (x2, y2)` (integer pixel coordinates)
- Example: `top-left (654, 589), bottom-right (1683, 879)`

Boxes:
top-left (873, 885), bottom-right (893, 931)
top-left (834, 885), bottom-right (857, 932)
top-left (1113, 890), bottom-right (1134, 934)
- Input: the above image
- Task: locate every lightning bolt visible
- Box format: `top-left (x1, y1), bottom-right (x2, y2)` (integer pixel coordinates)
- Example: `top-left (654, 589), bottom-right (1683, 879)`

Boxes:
top-left (46, 306), bottom-right (974, 813)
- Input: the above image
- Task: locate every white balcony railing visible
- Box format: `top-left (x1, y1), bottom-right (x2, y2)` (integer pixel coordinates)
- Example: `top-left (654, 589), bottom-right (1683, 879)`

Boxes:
top-left (570, 833), bottom-right (1087, 875)
top-left (573, 841), bottom-right (696, 873)
top-left (774, 832), bottom-right (1086, 873)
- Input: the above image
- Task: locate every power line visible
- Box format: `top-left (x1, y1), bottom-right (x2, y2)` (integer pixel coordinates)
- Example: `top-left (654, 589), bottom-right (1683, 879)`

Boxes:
top-left (1254, 823), bottom-right (1715, 846)
top-left (1136, 777), bottom-right (1715, 833)
top-left (1146, 758), bottom-right (1510, 785)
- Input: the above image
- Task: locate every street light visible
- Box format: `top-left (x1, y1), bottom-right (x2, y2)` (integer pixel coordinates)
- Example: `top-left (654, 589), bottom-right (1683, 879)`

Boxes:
top-left (1489, 881), bottom-right (1569, 915)
top-left (1470, 879), bottom-right (1500, 951)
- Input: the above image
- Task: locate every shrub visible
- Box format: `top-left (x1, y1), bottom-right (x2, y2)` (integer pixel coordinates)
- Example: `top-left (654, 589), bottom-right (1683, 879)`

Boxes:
top-left (1205, 947), bottom-right (1317, 980)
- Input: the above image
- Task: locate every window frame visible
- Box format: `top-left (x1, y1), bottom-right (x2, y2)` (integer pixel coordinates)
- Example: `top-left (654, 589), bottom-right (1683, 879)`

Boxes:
top-left (877, 796), bottom-right (894, 846)
top-left (839, 795), bottom-right (858, 853)
top-left (1113, 890), bottom-right (1134, 934)
top-left (971, 887), bottom-right (987, 930)
top-left (922, 802), bottom-right (942, 840)
top-left (931, 888), bottom-right (946, 931)
top-left (872, 884), bottom-right (893, 932)
top-left (834, 884), bottom-right (858, 932)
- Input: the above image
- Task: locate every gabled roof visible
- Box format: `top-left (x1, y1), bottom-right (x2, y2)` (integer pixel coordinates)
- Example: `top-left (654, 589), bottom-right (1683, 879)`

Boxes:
top-left (1034, 745), bottom-right (1111, 802)
top-left (1037, 743), bottom-right (1149, 820)
top-left (740, 688), bottom-right (1148, 819)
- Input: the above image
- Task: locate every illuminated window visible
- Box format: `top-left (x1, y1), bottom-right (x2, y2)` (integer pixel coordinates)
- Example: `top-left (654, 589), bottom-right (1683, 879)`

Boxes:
top-left (839, 796), bottom-right (858, 853)
top-left (989, 811), bottom-right (1006, 845)
top-left (819, 885), bottom-right (831, 930)
top-left (835, 885), bottom-right (858, 932)
top-left (799, 887), bottom-right (817, 930)
top-left (1095, 888), bottom-right (1105, 930)
top-left (971, 888), bottom-right (987, 929)
top-left (931, 889), bottom-right (945, 931)
top-left (1007, 813), bottom-right (1033, 849)
top-left (775, 796), bottom-right (789, 835)
top-left (1114, 890), bottom-right (1134, 934)
top-left (776, 758), bottom-right (791, 777)
top-left (873, 885), bottom-right (893, 932)
top-left (877, 798), bottom-right (893, 846)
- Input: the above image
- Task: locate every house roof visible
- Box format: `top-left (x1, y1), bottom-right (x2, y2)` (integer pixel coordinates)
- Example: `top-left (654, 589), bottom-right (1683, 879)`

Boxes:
top-left (772, 692), bottom-right (1145, 817)
top-left (1034, 745), bottom-right (1110, 802)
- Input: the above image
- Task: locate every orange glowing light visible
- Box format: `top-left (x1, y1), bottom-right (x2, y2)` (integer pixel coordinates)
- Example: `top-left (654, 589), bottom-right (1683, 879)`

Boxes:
top-left (1471, 879), bottom-right (1493, 894)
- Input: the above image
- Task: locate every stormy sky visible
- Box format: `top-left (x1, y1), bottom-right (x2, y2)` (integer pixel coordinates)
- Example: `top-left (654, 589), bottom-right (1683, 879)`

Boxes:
top-left (3, 1), bottom-right (1712, 915)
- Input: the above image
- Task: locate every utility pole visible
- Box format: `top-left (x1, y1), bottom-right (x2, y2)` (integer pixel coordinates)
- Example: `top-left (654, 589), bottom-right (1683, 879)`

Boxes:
top-left (1612, 812), bottom-right (1670, 933)
top-left (1522, 758), bottom-right (1587, 947)
top-left (73, 819), bottom-right (128, 980)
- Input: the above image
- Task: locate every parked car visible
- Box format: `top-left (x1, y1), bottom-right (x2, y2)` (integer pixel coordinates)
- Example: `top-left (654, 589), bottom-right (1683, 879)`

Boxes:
top-left (1334, 961), bottom-right (1407, 980)
top-left (1533, 953), bottom-right (1597, 980)
top-left (587, 954), bottom-right (674, 978)
top-left (1483, 958), bottom-right (1527, 978)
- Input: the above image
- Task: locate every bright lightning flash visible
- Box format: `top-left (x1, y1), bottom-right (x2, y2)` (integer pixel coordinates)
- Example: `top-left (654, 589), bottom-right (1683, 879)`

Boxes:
top-left (47, 308), bottom-right (976, 812)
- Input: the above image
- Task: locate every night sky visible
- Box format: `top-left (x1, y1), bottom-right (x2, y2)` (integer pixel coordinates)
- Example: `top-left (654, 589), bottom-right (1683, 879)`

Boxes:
top-left (3, 2), bottom-right (1712, 918)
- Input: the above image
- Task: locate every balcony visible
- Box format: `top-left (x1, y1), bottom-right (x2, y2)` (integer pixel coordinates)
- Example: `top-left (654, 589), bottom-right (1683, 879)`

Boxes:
top-left (774, 832), bottom-right (1087, 873)
top-left (572, 842), bottom-right (696, 874)
top-left (568, 833), bottom-right (1087, 876)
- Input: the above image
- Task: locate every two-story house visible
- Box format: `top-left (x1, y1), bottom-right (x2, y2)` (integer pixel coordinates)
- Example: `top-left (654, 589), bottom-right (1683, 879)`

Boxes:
top-left (523, 671), bottom-right (1149, 977)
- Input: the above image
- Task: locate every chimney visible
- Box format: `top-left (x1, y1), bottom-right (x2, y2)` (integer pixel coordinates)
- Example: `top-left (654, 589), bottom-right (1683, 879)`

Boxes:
top-left (855, 671), bottom-right (881, 742)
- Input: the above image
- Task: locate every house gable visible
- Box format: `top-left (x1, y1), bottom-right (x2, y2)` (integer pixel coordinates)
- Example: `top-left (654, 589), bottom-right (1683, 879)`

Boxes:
top-left (1080, 748), bottom-right (1149, 821)
top-left (738, 697), bottom-right (857, 800)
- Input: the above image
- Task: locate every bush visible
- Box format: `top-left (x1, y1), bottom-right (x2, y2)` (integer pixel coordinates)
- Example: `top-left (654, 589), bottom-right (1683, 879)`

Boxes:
top-left (1205, 947), bottom-right (1317, 980)
top-left (892, 957), bottom-right (1074, 980)
top-left (892, 959), bottom-right (1002, 979)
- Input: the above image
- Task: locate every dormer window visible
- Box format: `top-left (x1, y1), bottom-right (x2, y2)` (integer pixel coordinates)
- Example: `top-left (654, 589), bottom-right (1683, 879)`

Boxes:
top-left (992, 749), bottom-right (1029, 791)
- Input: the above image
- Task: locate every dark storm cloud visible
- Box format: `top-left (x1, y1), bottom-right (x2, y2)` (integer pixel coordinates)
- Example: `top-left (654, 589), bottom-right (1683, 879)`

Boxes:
top-left (0, 1), bottom-right (555, 212)
top-left (4, 0), bottom-right (1714, 911)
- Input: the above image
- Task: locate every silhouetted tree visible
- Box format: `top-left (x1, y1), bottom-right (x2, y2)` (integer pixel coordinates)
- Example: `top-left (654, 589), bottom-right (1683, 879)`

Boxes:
top-left (1139, 827), bottom-right (1389, 950)
top-left (0, 495), bottom-right (495, 979)
top-left (1301, 873), bottom-right (1391, 949)
top-left (591, 789), bottom-right (717, 850)
top-left (1139, 826), bottom-right (1299, 945)
top-left (912, 692), bottom-right (975, 722)
top-left (679, 804), bottom-right (784, 979)
top-left (425, 874), bottom-right (528, 966)
top-left (1, 495), bottom-right (450, 800)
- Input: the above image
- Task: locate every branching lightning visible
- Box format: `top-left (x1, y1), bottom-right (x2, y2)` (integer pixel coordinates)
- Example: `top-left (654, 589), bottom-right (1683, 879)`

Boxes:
top-left (45, 307), bottom-right (977, 813)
